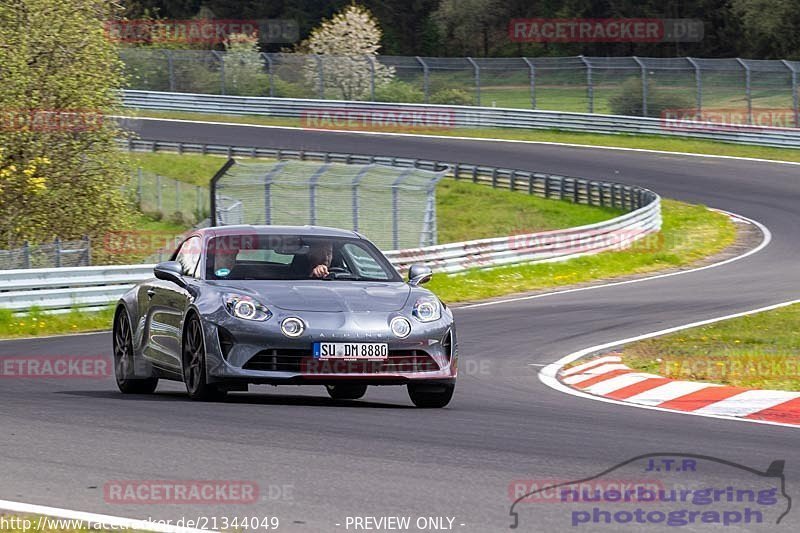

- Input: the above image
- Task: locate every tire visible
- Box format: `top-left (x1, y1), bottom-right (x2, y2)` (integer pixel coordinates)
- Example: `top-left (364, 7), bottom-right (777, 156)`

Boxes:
top-left (407, 383), bottom-right (455, 408)
top-left (113, 309), bottom-right (158, 394)
top-left (325, 383), bottom-right (367, 400)
top-left (182, 314), bottom-right (227, 402)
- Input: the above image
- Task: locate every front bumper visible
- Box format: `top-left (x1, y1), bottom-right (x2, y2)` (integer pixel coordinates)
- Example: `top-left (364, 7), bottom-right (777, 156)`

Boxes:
top-left (201, 308), bottom-right (457, 385)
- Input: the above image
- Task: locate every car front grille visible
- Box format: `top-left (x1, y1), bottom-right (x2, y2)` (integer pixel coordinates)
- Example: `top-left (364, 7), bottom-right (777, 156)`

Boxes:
top-left (242, 349), bottom-right (440, 374)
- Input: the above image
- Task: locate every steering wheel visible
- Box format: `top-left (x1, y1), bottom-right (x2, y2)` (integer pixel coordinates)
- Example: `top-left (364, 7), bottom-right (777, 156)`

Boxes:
top-left (324, 266), bottom-right (350, 279)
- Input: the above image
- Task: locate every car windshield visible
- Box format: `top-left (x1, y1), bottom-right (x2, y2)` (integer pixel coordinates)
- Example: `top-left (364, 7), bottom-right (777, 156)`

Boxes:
top-left (204, 233), bottom-right (401, 282)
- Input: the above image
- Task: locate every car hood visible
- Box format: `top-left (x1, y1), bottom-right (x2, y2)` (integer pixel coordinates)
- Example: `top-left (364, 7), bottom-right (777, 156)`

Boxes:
top-left (208, 280), bottom-right (412, 312)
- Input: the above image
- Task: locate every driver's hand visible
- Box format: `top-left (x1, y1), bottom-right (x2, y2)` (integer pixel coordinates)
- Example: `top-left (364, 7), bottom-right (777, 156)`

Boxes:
top-left (311, 264), bottom-right (329, 278)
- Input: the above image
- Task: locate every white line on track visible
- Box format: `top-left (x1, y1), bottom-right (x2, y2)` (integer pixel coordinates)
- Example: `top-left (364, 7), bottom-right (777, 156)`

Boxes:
top-left (122, 115), bottom-right (800, 167)
top-left (0, 499), bottom-right (214, 533)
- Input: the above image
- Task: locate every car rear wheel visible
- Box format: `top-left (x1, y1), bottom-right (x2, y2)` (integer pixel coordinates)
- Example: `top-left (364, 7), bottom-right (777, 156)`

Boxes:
top-left (325, 384), bottom-right (367, 400)
top-left (182, 314), bottom-right (227, 402)
top-left (407, 383), bottom-right (454, 408)
top-left (113, 310), bottom-right (158, 394)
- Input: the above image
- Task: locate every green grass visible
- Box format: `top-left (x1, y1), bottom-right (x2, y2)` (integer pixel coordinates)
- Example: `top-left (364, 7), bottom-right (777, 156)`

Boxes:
top-left (0, 307), bottom-right (115, 339)
top-left (128, 109), bottom-right (800, 163)
top-left (130, 152), bottom-right (229, 186)
top-left (436, 180), bottom-right (620, 242)
top-left (621, 304), bottom-right (800, 391)
top-left (427, 198), bottom-right (736, 302)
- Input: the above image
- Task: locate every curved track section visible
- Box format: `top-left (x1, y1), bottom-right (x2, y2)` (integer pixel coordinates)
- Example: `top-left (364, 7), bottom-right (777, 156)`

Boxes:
top-left (2, 119), bottom-right (799, 531)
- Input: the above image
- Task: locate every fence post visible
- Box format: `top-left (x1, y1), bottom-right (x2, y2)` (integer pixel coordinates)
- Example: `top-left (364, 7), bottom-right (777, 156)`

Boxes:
top-left (164, 50), bottom-right (175, 92)
top-left (23, 241), bottom-right (30, 269)
top-left (580, 56), bottom-right (593, 113)
top-left (308, 164), bottom-right (329, 225)
top-left (213, 51), bottom-right (226, 95)
top-left (195, 185), bottom-right (202, 222)
top-left (136, 167), bottom-right (143, 208)
top-left (687, 57), bottom-right (702, 115)
top-left (156, 174), bottom-right (162, 213)
top-left (736, 58), bottom-right (752, 125)
top-left (314, 55), bottom-right (324, 99)
top-left (54, 237), bottom-right (61, 268)
top-left (366, 55), bottom-right (376, 101)
top-left (467, 57), bottom-right (480, 106)
top-left (391, 169), bottom-right (414, 250)
top-left (416, 56), bottom-right (429, 103)
top-left (782, 60), bottom-right (799, 128)
top-left (523, 57), bottom-right (536, 109)
top-left (633, 56), bottom-right (648, 117)
top-left (83, 235), bottom-right (91, 267)
top-left (351, 166), bottom-right (371, 233)
top-left (263, 53), bottom-right (274, 97)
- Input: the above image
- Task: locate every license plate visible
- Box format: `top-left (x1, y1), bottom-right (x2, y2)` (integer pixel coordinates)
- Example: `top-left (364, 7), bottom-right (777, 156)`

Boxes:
top-left (313, 342), bottom-right (389, 360)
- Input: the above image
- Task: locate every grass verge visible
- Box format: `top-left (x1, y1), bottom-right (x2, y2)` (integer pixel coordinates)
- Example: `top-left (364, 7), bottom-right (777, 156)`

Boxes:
top-left (621, 303), bottom-right (800, 391)
top-left (130, 109), bottom-right (800, 163)
top-left (0, 307), bottom-right (115, 339)
top-left (427, 199), bottom-right (736, 301)
top-left (2, 199), bottom-right (736, 339)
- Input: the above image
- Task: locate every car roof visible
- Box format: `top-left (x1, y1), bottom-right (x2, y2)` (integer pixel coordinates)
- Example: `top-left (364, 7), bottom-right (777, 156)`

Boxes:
top-left (198, 225), bottom-right (361, 239)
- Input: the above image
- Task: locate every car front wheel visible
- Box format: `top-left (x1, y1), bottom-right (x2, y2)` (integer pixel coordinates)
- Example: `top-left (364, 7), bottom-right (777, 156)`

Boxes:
top-left (407, 383), bottom-right (454, 408)
top-left (182, 314), bottom-right (227, 402)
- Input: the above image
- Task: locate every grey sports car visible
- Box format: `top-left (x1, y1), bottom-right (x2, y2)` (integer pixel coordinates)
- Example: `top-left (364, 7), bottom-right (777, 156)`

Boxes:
top-left (113, 225), bottom-right (457, 407)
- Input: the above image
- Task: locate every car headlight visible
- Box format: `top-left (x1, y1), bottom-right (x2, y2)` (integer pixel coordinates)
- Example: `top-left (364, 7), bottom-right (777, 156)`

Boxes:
top-left (390, 316), bottom-right (412, 338)
top-left (224, 294), bottom-right (272, 321)
top-left (413, 297), bottom-right (441, 322)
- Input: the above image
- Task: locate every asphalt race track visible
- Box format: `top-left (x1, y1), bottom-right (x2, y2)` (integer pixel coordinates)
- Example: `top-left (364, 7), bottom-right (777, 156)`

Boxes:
top-left (2, 119), bottom-right (799, 532)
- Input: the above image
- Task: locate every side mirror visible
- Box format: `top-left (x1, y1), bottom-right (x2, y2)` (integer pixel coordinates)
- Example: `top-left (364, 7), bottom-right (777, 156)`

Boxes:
top-left (154, 261), bottom-right (187, 288)
top-left (408, 264), bottom-right (433, 286)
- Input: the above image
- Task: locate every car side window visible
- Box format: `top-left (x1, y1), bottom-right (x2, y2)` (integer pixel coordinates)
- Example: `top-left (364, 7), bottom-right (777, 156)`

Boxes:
top-left (175, 236), bottom-right (202, 278)
top-left (342, 243), bottom-right (390, 280)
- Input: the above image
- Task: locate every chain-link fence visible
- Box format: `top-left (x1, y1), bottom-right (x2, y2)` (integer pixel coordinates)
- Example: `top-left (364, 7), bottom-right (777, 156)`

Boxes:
top-left (127, 168), bottom-right (210, 225)
top-left (211, 159), bottom-right (447, 250)
top-left (120, 50), bottom-right (800, 125)
top-left (0, 237), bottom-right (91, 270)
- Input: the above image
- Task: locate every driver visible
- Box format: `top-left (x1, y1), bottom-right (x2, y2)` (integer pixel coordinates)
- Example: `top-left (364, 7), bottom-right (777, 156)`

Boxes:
top-left (212, 244), bottom-right (240, 278)
top-left (308, 241), bottom-right (334, 278)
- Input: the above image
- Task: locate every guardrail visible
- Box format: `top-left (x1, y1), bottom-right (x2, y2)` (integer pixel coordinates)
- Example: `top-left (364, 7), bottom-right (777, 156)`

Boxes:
top-left (122, 90), bottom-right (800, 148)
top-left (2, 143), bottom-right (660, 313)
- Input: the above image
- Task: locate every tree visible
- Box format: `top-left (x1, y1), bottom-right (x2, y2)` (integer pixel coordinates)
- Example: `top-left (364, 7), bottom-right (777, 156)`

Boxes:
top-left (731, 0), bottom-right (800, 59)
top-left (299, 4), bottom-right (394, 100)
top-left (0, 0), bottom-right (135, 248)
top-left (224, 32), bottom-right (270, 96)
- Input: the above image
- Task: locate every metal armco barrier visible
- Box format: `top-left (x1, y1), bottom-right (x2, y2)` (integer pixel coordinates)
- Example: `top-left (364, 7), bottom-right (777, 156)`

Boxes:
top-left (2, 143), bottom-right (660, 313)
top-left (122, 90), bottom-right (800, 148)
